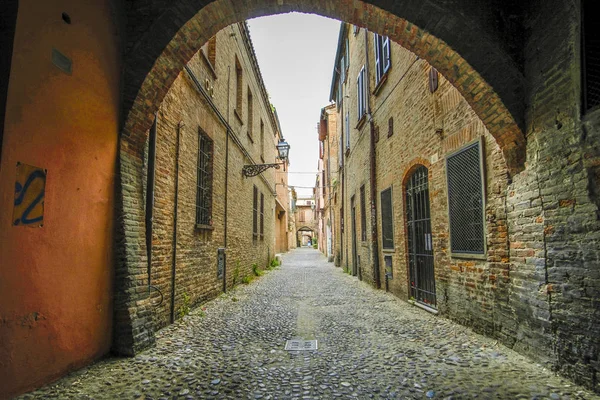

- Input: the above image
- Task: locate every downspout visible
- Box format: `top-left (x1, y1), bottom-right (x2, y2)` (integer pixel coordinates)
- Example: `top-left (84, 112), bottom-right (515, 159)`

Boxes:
top-left (224, 66), bottom-right (231, 293)
top-left (170, 121), bottom-right (183, 323)
top-left (365, 28), bottom-right (381, 289)
top-left (146, 114), bottom-right (157, 288)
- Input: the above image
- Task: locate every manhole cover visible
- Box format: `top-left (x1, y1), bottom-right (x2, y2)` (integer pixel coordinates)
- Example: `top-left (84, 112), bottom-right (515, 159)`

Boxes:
top-left (284, 339), bottom-right (318, 351)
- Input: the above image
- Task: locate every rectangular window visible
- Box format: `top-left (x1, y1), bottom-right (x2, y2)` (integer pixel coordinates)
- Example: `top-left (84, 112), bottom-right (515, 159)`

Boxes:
top-left (260, 120), bottom-right (265, 162)
top-left (299, 210), bottom-right (305, 222)
top-left (196, 129), bottom-right (213, 227)
top-left (360, 185), bottom-right (367, 241)
top-left (345, 37), bottom-right (350, 75)
top-left (446, 139), bottom-right (486, 255)
top-left (340, 55), bottom-right (345, 84)
top-left (235, 57), bottom-right (243, 114)
top-left (583, 1), bottom-right (600, 112)
top-left (253, 185), bottom-right (258, 240)
top-left (247, 89), bottom-right (253, 139)
top-left (345, 112), bottom-right (350, 149)
top-left (260, 192), bottom-right (264, 240)
top-left (357, 66), bottom-right (367, 120)
top-left (374, 34), bottom-right (391, 85)
top-left (380, 187), bottom-right (394, 249)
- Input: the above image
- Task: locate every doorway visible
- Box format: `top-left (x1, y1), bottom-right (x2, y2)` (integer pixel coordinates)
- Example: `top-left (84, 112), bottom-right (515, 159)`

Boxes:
top-left (406, 165), bottom-right (436, 307)
top-left (351, 195), bottom-right (358, 277)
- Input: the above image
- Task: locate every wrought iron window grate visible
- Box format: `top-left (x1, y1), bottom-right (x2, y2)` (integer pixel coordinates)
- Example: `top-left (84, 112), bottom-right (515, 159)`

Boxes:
top-left (196, 131), bottom-right (212, 226)
top-left (446, 141), bottom-right (485, 254)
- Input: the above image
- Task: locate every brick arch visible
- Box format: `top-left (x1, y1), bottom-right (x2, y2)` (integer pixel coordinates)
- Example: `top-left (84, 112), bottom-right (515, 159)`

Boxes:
top-left (114, 0), bottom-right (528, 354)
top-left (122, 0), bottom-right (526, 172)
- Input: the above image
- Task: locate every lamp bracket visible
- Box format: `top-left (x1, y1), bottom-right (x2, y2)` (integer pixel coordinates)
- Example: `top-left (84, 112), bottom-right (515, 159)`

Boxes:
top-left (242, 163), bottom-right (282, 177)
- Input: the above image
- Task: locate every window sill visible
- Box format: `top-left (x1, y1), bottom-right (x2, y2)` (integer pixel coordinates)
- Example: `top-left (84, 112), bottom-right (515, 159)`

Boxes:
top-left (450, 252), bottom-right (487, 260)
top-left (196, 224), bottom-right (214, 231)
top-left (382, 247), bottom-right (395, 253)
top-left (234, 109), bottom-right (243, 124)
top-left (373, 73), bottom-right (389, 96)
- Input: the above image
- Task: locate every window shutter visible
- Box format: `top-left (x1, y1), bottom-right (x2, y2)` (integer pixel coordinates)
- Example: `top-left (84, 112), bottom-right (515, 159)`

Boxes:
top-left (383, 36), bottom-right (391, 74)
top-left (374, 33), bottom-right (381, 83)
top-left (446, 141), bottom-right (485, 254)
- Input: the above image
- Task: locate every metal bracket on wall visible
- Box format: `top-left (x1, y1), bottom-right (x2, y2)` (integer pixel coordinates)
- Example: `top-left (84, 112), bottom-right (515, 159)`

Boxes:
top-left (242, 163), bottom-right (282, 177)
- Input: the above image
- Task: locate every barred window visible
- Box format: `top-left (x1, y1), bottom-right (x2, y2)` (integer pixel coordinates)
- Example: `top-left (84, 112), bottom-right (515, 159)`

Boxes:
top-left (360, 185), bottom-right (367, 241)
top-left (446, 140), bottom-right (486, 255)
top-left (196, 130), bottom-right (213, 227)
top-left (583, 0), bottom-right (600, 112)
top-left (260, 192), bottom-right (264, 240)
top-left (380, 187), bottom-right (394, 249)
top-left (253, 185), bottom-right (258, 240)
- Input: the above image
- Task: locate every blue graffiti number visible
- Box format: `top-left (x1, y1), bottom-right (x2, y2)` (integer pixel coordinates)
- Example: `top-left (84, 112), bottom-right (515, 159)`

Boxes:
top-left (14, 170), bottom-right (46, 225)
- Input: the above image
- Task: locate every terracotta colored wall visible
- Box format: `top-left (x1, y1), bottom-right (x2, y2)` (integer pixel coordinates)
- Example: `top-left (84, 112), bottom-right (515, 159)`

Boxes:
top-left (0, 0), bottom-right (121, 397)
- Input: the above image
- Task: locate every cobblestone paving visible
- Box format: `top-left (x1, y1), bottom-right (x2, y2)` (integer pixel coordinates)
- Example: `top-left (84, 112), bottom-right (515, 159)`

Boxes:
top-left (20, 248), bottom-right (599, 400)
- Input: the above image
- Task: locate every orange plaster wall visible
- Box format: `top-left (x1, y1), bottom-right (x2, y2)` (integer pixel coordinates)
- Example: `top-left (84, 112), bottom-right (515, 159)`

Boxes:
top-left (0, 1), bottom-right (121, 397)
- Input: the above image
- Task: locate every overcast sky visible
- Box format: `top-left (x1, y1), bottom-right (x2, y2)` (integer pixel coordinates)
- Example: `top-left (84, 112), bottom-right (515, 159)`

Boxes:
top-left (247, 13), bottom-right (340, 198)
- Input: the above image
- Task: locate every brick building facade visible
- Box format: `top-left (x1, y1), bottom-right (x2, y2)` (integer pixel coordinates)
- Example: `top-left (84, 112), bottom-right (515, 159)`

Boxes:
top-left (146, 22), bottom-right (289, 329)
top-left (328, 19), bottom-right (599, 391)
top-left (316, 104), bottom-right (339, 262)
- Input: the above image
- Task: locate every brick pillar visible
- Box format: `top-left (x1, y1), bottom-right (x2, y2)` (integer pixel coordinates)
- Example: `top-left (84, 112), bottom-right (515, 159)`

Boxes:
top-left (112, 148), bottom-right (156, 355)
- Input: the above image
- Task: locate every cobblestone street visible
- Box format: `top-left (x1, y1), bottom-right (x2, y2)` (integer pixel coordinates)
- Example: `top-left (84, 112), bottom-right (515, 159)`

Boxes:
top-left (20, 249), bottom-right (598, 400)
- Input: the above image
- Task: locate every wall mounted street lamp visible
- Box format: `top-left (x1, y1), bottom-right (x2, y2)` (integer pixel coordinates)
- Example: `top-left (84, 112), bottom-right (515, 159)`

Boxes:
top-left (242, 138), bottom-right (290, 177)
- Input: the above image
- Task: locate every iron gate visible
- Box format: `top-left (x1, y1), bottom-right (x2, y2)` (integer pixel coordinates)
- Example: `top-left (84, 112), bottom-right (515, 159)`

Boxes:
top-left (406, 166), bottom-right (436, 307)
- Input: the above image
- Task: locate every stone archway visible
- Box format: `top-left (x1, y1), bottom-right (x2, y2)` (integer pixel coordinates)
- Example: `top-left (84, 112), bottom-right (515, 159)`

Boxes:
top-left (114, 0), bottom-right (528, 354)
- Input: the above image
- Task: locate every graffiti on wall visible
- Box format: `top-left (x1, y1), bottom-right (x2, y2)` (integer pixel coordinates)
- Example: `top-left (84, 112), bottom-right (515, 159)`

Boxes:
top-left (13, 162), bottom-right (46, 227)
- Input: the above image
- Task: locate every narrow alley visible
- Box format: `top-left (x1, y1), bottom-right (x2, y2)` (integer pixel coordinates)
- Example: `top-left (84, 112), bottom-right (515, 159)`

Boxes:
top-left (20, 249), bottom-right (597, 400)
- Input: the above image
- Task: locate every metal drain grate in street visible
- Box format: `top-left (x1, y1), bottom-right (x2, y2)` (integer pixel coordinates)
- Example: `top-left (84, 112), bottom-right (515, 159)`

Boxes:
top-left (284, 339), bottom-right (318, 351)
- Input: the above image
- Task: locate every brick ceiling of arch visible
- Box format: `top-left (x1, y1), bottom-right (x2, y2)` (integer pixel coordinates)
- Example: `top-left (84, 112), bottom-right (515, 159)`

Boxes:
top-left (123, 0), bottom-right (526, 174)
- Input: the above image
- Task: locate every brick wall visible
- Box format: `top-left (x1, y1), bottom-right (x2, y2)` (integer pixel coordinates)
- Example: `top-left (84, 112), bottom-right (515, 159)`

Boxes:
top-left (332, 11), bottom-right (600, 391)
top-left (114, 22), bottom-right (286, 348)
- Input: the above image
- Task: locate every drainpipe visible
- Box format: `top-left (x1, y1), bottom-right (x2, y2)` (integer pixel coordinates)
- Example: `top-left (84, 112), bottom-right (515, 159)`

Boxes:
top-left (364, 29), bottom-right (381, 289)
top-left (169, 121), bottom-right (183, 323)
top-left (146, 114), bottom-right (157, 288)
top-left (223, 66), bottom-right (231, 293)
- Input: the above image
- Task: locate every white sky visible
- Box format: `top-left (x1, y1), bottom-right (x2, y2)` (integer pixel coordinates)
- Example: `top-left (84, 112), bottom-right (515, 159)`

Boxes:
top-left (247, 13), bottom-right (340, 197)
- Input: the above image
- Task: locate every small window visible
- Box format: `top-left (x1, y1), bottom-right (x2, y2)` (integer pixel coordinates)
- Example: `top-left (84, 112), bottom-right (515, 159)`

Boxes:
top-left (260, 192), bottom-right (264, 240)
top-left (260, 120), bottom-right (265, 162)
top-left (345, 112), bottom-right (350, 149)
top-left (374, 33), bottom-right (391, 85)
top-left (235, 57), bottom-right (243, 114)
top-left (357, 66), bottom-right (367, 120)
top-left (360, 185), bottom-right (367, 241)
top-left (446, 140), bottom-right (486, 255)
top-left (247, 89), bottom-right (253, 138)
top-left (583, 0), bottom-right (600, 112)
top-left (380, 187), bottom-right (394, 249)
top-left (196, 129), bottom-right (213, 228)
top-left (253, 185), bottom-right (258, 240)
